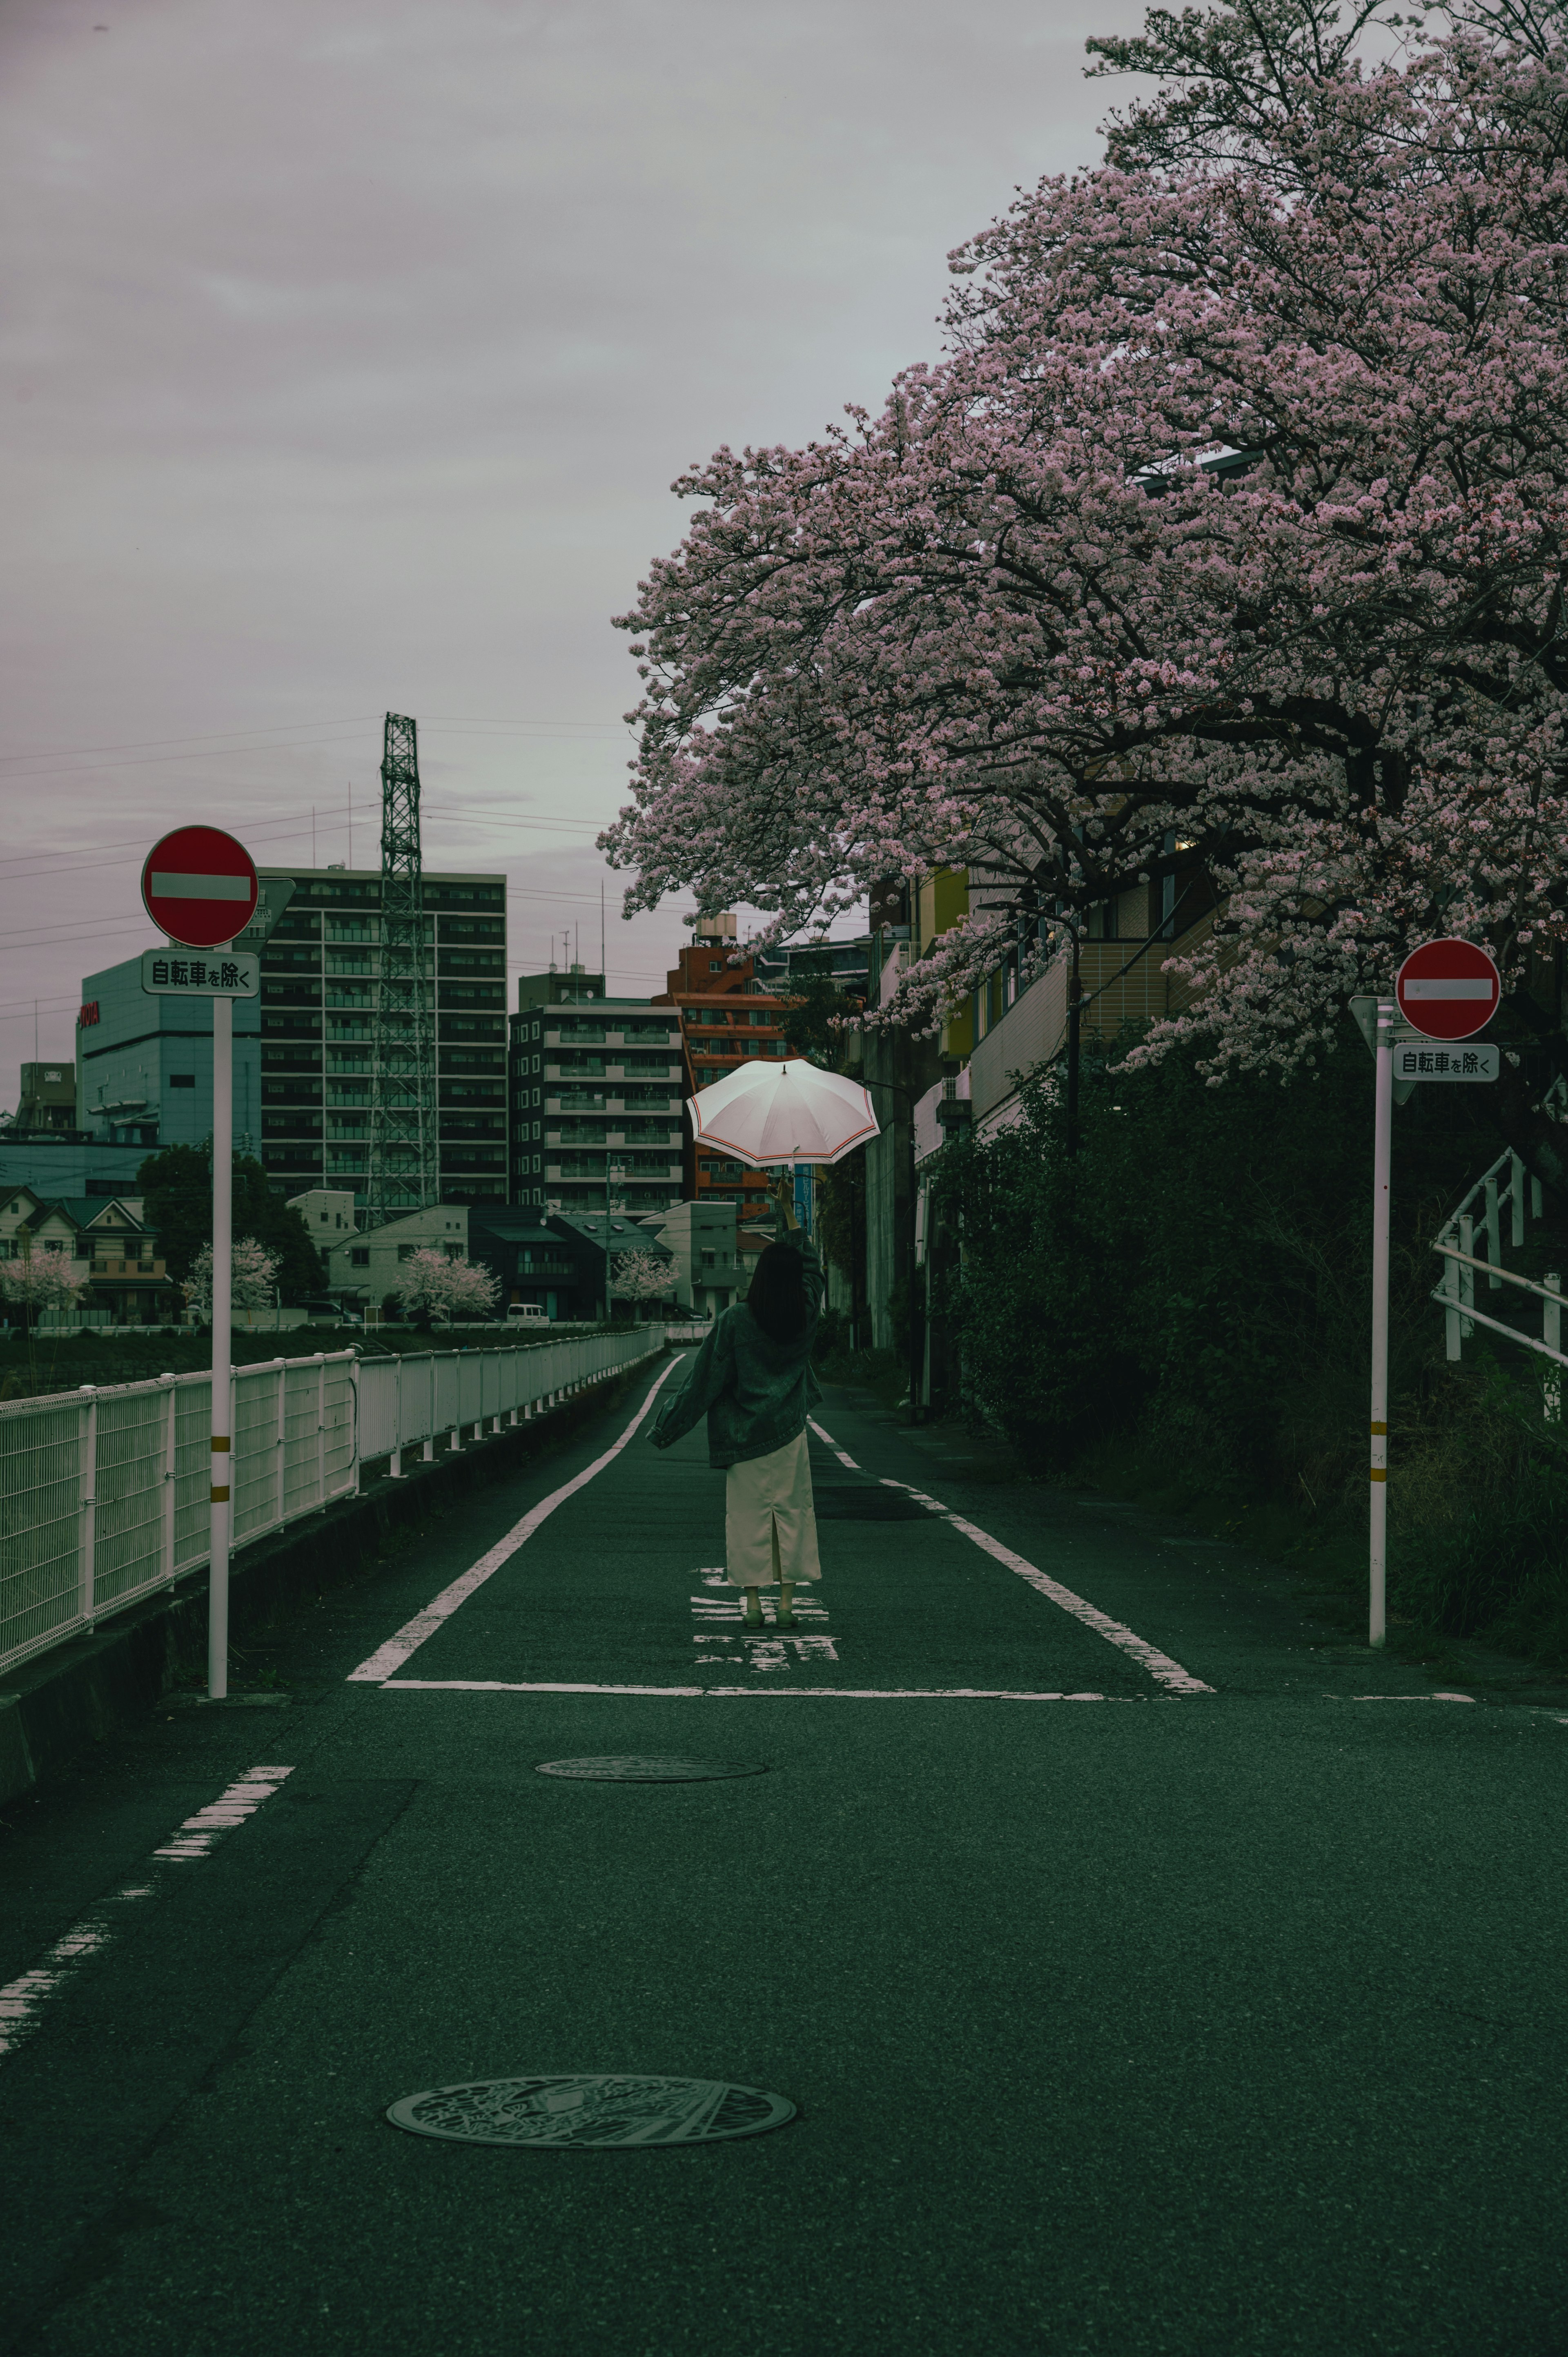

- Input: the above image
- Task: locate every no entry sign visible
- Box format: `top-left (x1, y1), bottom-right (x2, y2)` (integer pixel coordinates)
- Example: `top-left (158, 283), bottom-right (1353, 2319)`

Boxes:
top-left (1394, 938), bottom-right (1500, 1041)
top-left (141, 826), bottom-right (258, 950)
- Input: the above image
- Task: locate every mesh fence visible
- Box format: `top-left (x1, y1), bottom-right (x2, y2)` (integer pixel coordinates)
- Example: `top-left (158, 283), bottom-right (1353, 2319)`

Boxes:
top-left (0, 1330), bottom-right (664, 1679)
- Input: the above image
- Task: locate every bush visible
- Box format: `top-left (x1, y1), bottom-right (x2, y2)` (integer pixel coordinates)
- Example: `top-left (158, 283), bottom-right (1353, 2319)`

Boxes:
top-left (925, 1024), bottom-right (1568, 1666)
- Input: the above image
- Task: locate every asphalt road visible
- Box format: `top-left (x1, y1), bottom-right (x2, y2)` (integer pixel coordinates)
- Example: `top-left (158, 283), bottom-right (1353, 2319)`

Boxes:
top-left (3, 1355), bottom-right (1566, 2357)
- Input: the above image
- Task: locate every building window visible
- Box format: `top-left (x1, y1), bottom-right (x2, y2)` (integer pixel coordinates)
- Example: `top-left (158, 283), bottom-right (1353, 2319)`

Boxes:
top-left (169, 1073), bottom-right (196, 1089)
top-left (350, 1247), bottom-right (370, 1266)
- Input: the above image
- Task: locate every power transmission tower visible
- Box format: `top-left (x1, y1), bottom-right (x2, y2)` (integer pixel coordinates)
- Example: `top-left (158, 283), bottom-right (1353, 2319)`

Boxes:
top-left (366, 713), bottom-right (438, 1225)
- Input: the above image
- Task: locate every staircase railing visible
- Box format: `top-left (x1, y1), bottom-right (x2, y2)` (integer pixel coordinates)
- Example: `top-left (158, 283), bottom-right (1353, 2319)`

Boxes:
top-left (1431, 1144), bottom-right (1564, 1414)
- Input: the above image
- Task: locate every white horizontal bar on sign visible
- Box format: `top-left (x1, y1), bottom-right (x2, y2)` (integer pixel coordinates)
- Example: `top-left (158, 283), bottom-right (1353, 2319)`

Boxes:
top-left (1402, 979), bottom-right (1495, 1000)
top-left (149, 872), bottom-right (253, 900)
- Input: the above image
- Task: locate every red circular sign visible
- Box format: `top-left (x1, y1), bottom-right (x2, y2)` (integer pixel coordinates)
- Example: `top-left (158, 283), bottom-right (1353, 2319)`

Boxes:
top-left (141, 826), bottom-right (258, 950)
top-left (1395, 937), bottom-right (1501, 1041)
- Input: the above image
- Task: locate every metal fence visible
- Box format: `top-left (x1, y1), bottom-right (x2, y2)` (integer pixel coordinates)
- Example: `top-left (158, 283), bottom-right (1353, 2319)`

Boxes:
top-left (0, 1326), bottom-right (666, 1680)
top-left (1432, 1146), bottom-right (1565, 1410)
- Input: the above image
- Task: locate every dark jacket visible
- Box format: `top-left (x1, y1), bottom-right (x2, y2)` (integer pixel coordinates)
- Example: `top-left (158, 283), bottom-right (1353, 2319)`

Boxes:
top-left (649, 1235), bottom-right (824, 1468)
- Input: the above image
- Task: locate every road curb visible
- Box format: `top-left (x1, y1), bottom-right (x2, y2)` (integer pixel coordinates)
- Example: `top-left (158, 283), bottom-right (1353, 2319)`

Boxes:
top-left (0, 1352), bottom-right (659, 1811)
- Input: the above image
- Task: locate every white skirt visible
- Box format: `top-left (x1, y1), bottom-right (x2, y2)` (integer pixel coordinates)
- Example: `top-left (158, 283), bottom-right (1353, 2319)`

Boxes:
top-left (725, 1429), bottom-right (822, 1588)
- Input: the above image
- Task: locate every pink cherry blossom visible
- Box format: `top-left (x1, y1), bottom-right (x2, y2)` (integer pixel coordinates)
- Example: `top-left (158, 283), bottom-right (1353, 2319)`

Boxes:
top-left (602, 2), bottom-right (1568, 1166)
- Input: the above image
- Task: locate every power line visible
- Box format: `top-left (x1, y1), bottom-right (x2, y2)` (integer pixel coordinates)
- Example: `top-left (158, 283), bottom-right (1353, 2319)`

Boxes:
top-left (0, 718), bottom-right (379, 765)
top-left (0, 803), bottom-right (605, 885)
top-left (0, 712), bottom-right (625, 769)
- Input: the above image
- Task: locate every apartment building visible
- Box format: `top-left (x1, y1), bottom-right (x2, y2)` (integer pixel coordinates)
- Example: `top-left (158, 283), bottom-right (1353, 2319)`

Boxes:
top-left (655, 915), bottom-right (792, 1224)
top-left (255, 866), bottom-right (507, 1217)
top-left (509, 983), bottom-right (684, 1219)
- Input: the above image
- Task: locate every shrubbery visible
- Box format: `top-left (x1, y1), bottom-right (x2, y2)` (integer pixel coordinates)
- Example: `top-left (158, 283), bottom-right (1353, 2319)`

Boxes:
top-left (920, 1026), bottom-right (1568, 1669)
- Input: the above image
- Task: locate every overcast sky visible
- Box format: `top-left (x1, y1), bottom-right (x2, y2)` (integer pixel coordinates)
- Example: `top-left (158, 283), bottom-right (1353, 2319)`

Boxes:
top-left (0, 0), bottom-right (1136, 1084)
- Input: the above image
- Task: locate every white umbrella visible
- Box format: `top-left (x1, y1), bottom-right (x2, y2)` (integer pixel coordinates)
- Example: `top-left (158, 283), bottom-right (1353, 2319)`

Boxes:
top-left (687, 1058), bottom-right (880, 1168)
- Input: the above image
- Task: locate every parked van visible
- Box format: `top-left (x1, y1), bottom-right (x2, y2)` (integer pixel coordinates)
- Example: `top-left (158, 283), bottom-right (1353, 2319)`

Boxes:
top-left (505, 1302), bottom-right (549, 1325)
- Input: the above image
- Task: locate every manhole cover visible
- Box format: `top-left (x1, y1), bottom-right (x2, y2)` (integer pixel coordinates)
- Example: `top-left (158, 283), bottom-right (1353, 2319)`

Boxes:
top-left (535, 1757), bottom-right (766, 1782)
top-left (386, 2074), bottom-right (795, 2147)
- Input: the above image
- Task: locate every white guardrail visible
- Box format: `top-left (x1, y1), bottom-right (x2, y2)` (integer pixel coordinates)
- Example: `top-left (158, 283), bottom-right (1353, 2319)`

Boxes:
top-left (0, 1326), bottom-right (669, 1680)
top-left (1432, 1146), bottom-right (1566, 1411)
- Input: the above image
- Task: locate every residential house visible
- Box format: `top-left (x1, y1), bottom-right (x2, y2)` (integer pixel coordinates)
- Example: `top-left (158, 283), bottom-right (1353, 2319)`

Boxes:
top-left (466, 1206), bottom-right (602, 1323)
top-left (325, 1204), bottom-right (470, 1317)
top-left (643, 1198), bottom-right (742, 1319)
top-left (0, 1189), bottom-right (177, 1325)
top-left (549, 1211), bottom-right (677, 1322)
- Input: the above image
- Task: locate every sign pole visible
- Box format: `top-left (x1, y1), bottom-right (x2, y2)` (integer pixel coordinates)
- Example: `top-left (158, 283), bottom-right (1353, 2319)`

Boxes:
top-left (1369, 997), bottom-right (1394, 1648)
top-left (137, 828), bottom-right (259, 1706)
top-left (209, 969), bottom-right (233, 1699)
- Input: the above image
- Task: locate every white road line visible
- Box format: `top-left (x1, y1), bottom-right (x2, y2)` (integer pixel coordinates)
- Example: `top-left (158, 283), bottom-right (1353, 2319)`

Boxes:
top-left (378, 1679), bottom-right (1120, 1699)
top-left (0, 1763), bottom-right (293, 2063)
top-left (151, 1763), bottom-right (295, 1859)
top-left (372, 1683), bottom-right (1516, 1707)
top-left (347, 1355), bottom-right (686, 1684)
top-left (1334, 1692), bottom-right (1477, 1703)
top-left (880, 1479), bottom-right (1215, 1695)
top-left (383, 1680), bottom-right (708, 1695)
top-left (808, 1417), bottom-right (860, 1469)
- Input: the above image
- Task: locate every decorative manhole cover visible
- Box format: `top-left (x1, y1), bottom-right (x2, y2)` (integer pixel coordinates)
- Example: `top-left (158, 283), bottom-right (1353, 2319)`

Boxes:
top-left (535, 1756), bottom-right (767, 1782)
top-left (386, 2074), bottom-right (795, 2147)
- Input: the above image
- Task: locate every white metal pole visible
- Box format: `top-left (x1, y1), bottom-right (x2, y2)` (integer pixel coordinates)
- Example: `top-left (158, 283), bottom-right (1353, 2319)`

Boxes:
top-left (1545, 1272), bottom-right (1561, 1425)
top-left (1369, 998), bottom-right (1394, 1649)
top-left (208, 979), bottom-right (233, 1699)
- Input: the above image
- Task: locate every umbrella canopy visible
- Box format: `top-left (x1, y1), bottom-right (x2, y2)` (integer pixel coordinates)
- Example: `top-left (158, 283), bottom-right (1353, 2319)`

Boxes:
top-left (688, 1059), bottom-right (880, 1168)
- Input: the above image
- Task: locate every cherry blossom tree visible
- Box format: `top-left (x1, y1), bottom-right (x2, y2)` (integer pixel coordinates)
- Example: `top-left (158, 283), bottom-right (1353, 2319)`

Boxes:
top-left (0, 1244), bottom-right (88, 1328)
top-left (183, 1239), bottom-right (279, 1324)
top-left (605, 0), bottom-right (1568, 1182)
top-left (395, 1249), bottom-right (501, 1325)
top-left (610, 1247), bottom-right (674, 1317)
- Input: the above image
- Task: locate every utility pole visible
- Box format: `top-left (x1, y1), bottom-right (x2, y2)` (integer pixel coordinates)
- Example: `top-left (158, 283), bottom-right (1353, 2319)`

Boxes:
top-left (1064, 930), bottom-right (1083, 1160)
top-left (367, 714), bottom-right (438, 1226)
top-left (1369, 999), bottom-right (1393, 1646)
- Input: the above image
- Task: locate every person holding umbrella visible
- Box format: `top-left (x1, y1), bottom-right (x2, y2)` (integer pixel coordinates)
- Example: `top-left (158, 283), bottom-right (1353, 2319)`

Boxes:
top-left (649, 1173), bottom-right (823, 1629)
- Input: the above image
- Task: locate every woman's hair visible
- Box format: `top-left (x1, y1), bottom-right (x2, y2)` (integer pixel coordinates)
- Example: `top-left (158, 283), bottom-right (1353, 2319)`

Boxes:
top-left (746, 1241), bottom-right (809, 1345)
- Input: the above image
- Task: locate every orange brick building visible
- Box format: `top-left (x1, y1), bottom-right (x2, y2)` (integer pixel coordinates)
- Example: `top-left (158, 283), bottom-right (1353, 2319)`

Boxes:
top-left (654, 916), bottom-right (792, 1224)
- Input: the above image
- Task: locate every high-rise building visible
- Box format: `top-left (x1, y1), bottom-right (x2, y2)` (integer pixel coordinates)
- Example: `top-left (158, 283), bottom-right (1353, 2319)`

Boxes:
top-left (256, 865), bottom-right (507, 1214)
top-left (508, 974), bottom-right (683, 1218)
top-left (655, 915), bottom-right (792, 1224)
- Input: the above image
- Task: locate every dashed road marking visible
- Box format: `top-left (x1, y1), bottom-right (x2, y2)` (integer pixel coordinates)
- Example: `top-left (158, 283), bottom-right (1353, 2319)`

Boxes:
top-left (808, 1418), bottom-right (860, 1469)
top-left (0, 1763), bottom-right (294, 2063)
